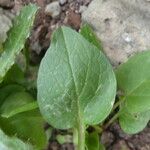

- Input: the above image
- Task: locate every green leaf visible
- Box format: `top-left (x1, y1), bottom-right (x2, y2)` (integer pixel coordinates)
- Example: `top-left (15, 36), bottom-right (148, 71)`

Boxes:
top-left (86, 132), bottom-right (105, 150)
top-left (116, 51), bottom-right (150, 134)
top-left (56, 134), bottom-right (72, 144)
top-left (99, 144), bottom-right (105, 150)
top-left (119, 108), bottom-right (150, 134)
top-left (2, 102), bottom-right (38, 118)
top-left (0, 44), bottom-right (3, 54)
top-left (0, 110), bottom-right (46, 149)
top-left (0, 129), bottom-right (34, 150)
top-left (0, 91), bottom-right (46, 149)
top-left (0, 91), bottom-right (38, 118)
top-left (80, 24), bottom-right (103, 51)
top-left (0, 4), bottom-right (38, 83)
top-left (116, 51), bottom-right (150, 114)
top-left (0, 84), bottom-right (25, 106)
top-left (37, 26), bottom-right (116, 129)
top-left (1, 64), bottom-right (25, 86)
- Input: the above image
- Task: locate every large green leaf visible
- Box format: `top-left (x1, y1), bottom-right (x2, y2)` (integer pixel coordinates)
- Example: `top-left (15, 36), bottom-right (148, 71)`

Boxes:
top-left (37, 26), bottom-right (116, 129)
top-left (0, 4), bottom-right (38, 83)
top-left (0, 129), bottom-right (33, 150)
top-left (0, 91), bottom-right (38, 118)
top-left (119, 108), bottom-right (150, 134)
top-left (116, 51), bottom-right (150, 114)
top-left (80, 24), bottom-right (103, 51)
top-left (0, 110), bottom-right (46, 149)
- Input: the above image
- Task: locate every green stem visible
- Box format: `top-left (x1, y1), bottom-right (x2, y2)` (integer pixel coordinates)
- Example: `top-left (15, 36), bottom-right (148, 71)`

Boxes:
top-left (112, 100), bottom-right (121, 111)
top-left (112, 97), bottom-right (125, 112)
top-left (104, 97), bottom-right (126, 129)
top-left (73, 129), bottom-right (78, 150)
top-left (104, 112), bottom-right (120, 129)
top-left (77, 118), bottom-right (85, 150)
top-left (92, 125), bottom-right (103, 134)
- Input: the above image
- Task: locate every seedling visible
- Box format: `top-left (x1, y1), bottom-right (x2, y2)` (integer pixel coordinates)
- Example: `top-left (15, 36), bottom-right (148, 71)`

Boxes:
top-left (0, 3), bottom-right (150, 150)
top-left (37, 25), bottom-right (150, 149)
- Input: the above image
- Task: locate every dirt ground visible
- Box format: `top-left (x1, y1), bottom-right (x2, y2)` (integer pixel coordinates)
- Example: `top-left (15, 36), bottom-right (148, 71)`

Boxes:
top-left (0, 0), bottom-right (150, 150)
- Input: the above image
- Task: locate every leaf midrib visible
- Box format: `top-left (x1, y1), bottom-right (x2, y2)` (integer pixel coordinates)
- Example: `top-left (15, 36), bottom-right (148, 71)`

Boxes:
top-left (61, 28), bottom-right (83, 126)
top-left (126, 76), bottom-right (150, 97)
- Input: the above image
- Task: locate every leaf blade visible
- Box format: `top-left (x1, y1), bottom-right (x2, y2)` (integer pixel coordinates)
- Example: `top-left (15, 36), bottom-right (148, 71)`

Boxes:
top-left (119, 108), bottom-right (150, 134)
top-left (37, 26), bottom-right (116, 129)
top-left (0, 84), bottom-right (25, 106)
top-left (80, 24), bottom-right (103, 51)
top-left (0, 129), bottom-right (34, 150)
top-left (0, 91), bottom-right (38, 118)
top-left (116, 51), bottom-right (150, 113)
top-left (85, 132), bottom-right (105, 150)
top-left (0, 4), bottom-right (38, 83)
top-left (0, 110), bottom-right (46, 149)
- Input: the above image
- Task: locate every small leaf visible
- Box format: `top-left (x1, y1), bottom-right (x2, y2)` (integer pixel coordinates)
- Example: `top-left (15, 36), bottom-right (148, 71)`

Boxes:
top-left (0, 4), bottom-right (38, 83)
top-left (2, 64), bottom-right (25, 86)
top-left (0, 110), bottom-right (46, 149)
top-left (0, 44), bottom-right (3, 54)
top-left (0, 91), bottom-right (46, 149)
top-left (80, 24), bottom-right (103, 51)
top-left (2, 102), bottom-right (38, 118)
top-left (85, 132), bottom-right (105, 150)
top-left (0, 84), bottom-right (25, 106)
top-left (119, 108), bottom-right (150, 134)
top-left (0, 129), bottom-right (34, 150)
top-left (116, 51), bottom-right (150, 114)
top-left (37, 26), bottom-right (116, 129)
top-left (0, 91), bottom-right (38, 118)
top-left (56, 134), bottom-right (72, 144)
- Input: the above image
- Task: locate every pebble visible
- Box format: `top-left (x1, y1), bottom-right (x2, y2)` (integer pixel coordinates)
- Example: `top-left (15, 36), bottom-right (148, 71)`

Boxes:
top-left (45, 1), bottom-right (61, 18)
top-left (0, 0), bottom-right (14, 8)
top-left (0, 9), bottom-right (12, 44)
top-left (59, 0), bottom-right (67, 5)
top-left (110, 123), bottom-right (131, 140)
top-left (81, 0), bottom-right (150, 66)
top-left (79, 5), bottom-right (87, 13)
top-left (64, 9), bottom-right (81, 29)
top-left (112, 140), bottom-right (131, 150)
top-left (101, 131), bottom-right (114, 147)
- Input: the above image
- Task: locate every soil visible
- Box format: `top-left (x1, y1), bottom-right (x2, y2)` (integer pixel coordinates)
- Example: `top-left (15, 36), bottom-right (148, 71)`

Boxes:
top-left (0, 0), bottom-right (150, 150)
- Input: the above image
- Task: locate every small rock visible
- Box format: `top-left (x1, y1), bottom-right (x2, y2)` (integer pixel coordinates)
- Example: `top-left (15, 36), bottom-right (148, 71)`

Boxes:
top-left (29, 25), bottom-right (50, 54)
top-left (45, 1), bottom-right (61, 18)
top-left (64, 10), bottom-right (81, 29)
top-left (82, 0), bottom-right (150, 66)
top-left (36, 0), bottom-right (45, 8)
top-left (112, 140), bottom-right (130, 150)
top-left (0, 9), bottom-right (13, 43)
top-left (79, 5), bottom-right (87, 13)
top-left (110, 123), bottom-right (131, 140)
top-left (47, 141), bottom-right (61, 150)
top-left (101, 131), bottom-right (114, 147)
top-left (59, 0), bottom-right (67, 5)
top-left (62, 143), bottom-right (74, 149)
top-left (83, 0), bottom-right (92, 6)
top-left (0, 0), bottom-right (14, 8)
top-left (127, 142), bottom-right (135, 149)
